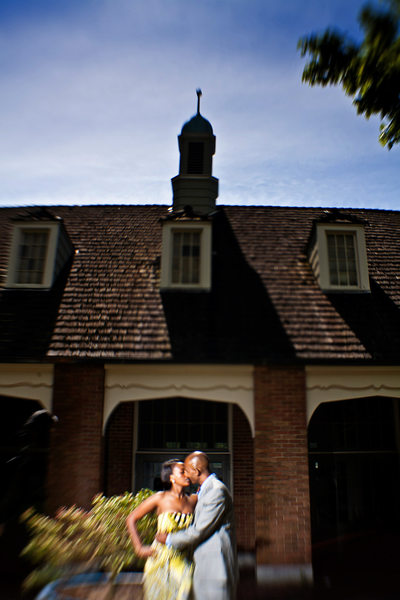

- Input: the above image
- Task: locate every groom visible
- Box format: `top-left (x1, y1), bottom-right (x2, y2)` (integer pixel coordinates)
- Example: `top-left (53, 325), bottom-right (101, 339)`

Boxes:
top-left (156, 451), bottom-right (238, 600)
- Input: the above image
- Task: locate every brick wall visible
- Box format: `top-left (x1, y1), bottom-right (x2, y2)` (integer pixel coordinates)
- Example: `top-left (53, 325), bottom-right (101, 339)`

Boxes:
top-left (232, 403), bottom-right (255, 551)
top-left (254, 365), bottom-right (311, 566)
top-left (46, 363), bottom-right (105, 512)
top-left (105, 401), bottom-right (135, 495)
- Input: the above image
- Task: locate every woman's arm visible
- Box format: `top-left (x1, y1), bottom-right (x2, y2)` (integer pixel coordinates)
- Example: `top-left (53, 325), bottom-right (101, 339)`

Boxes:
top-left (126, 493), bottom-right (160, 558)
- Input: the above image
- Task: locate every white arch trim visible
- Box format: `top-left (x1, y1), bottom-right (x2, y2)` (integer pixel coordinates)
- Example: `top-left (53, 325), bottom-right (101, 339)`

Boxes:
top-left (0, 363), bottom-right (53, 410)
top-left (104, 364), bottom-right (254, 435)
top-left (306, 365), bottom-right (400, 423)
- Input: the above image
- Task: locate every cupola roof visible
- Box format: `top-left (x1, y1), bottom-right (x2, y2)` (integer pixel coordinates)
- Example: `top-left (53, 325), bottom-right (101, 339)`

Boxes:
top-left (181, 113), bottom-right (213, 135)
top-left (181, 89), bottom-right (213, 135)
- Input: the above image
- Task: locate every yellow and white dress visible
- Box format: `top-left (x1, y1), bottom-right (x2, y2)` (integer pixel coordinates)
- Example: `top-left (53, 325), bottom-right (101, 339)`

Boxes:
top-left (143, 511), bottom-right (193, 600)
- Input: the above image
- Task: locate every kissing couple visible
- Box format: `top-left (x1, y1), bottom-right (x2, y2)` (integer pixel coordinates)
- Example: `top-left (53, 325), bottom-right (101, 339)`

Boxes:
top-left (126, 451), bottom-right (238, 600)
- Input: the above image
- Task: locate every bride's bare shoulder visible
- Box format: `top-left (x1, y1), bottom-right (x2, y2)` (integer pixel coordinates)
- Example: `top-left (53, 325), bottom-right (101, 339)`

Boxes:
top-left (156, 490), bottom-right (173, 509)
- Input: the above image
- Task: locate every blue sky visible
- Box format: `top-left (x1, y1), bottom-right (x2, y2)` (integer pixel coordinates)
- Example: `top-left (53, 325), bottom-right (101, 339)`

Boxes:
top-left (0, 0), bottom-right (398, 210)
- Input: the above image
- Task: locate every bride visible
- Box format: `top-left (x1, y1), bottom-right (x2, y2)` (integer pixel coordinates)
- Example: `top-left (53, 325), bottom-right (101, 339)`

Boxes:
top-left (126, 459), bottom-right (197, 600)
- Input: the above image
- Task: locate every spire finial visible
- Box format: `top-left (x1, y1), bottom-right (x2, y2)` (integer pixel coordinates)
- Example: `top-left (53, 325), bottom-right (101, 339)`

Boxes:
top-left (196, 88), bottom-right (202, 114)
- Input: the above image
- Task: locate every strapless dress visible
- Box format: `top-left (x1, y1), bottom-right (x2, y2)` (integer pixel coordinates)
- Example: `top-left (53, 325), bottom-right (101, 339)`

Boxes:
top-left (143, 511), bottom-right (193, 600)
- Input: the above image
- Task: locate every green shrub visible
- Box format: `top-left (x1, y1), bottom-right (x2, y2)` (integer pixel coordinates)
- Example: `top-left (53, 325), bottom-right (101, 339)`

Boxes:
top-left (21, 489), bottom-right (157, 591)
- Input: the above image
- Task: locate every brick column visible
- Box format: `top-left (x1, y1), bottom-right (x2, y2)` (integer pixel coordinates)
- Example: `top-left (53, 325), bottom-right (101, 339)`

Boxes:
top-left (104, 401), bottom-right (134, 495)
top-left (232, 404), bottom-right (255, 552)
top-left (47, 363), bottom-right (105, 513)
top-left (254, 365), bottom-right (312, 584)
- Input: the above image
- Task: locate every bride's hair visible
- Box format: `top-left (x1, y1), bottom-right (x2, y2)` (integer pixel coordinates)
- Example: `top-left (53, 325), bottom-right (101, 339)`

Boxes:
top-left (160, 458), bottom-right (182, 490)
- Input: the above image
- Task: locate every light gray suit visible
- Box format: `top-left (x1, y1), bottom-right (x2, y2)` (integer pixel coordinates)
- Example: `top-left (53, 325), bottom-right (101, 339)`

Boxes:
top-left (168, 474), bottom-right (238, 600)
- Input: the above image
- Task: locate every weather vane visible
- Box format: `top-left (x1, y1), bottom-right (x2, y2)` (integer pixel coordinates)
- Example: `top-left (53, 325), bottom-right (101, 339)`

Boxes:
top-left (196, 88), bottom-right (202, 114)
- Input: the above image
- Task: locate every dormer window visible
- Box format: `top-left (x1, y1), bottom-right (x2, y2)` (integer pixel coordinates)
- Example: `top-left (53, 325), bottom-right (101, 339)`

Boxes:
top-left (160, 220), bottom-right (212, 291)
top-left (6, 219), bottom-right (73, 289)
top-left (309, 222), bottom-right (370, 292)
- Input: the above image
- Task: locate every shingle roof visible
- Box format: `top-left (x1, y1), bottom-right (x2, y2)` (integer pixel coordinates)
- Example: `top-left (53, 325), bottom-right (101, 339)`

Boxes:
top-left (0, 204), bottom-right (399, 363)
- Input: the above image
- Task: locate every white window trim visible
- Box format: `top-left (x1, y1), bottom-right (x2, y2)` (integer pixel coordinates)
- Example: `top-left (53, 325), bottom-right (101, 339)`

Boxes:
top-left (6, 221), bottom-right (61, 289)
top-left (316, 223), bottom-right (370, 292)
top-left (160, 221), bottom-right (212, 290)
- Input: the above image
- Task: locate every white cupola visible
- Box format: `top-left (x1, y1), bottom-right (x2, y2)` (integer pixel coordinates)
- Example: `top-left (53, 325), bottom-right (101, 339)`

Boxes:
top-left (171, 90), bottom-right (218, 215)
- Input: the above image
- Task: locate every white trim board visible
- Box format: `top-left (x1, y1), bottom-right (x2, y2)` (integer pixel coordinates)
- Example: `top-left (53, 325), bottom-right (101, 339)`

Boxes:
top-left (104, 364), bottom-right (254, 435)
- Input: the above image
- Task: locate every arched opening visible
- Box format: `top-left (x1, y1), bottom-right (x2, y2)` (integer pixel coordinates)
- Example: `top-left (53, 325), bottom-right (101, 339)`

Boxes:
top-left (0, 395), bottom-right (42, 468)
top-left (0, 395), bottom-right (50, 582)
top-left (308, 396), bottom-right (400, 588)
top-left (104, 397), bottom-right (255, 552)
top-left (104, 397), bottom-right (231, 493)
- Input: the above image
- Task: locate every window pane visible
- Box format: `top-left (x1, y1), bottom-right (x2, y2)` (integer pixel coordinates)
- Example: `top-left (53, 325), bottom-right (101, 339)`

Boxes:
top-left (327, 234), bottom-right (338, 285)
top-left (345, 236), bottom-right (358, 285)
top-left (171, 231), bottom-right (201, 285)
top-left (138, 398), bottom-right (228, 451)
top-left (327, 232), bottom-right (358, 287)
top-left (336, 235), bottom-right (348, 285)
top-left (172, 233), bottom-right (182, 283)
top-left (16, 229), bottom-right (49, 284)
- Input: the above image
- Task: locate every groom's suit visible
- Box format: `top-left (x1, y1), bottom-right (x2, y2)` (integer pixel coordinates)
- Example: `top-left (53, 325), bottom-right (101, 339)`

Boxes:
top-left (167, 474), bottom-right (238, 600)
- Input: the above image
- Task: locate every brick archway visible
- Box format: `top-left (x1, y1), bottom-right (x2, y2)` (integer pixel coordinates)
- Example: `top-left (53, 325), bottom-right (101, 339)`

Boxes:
top-left (104, 399), bottom-right (255, 552)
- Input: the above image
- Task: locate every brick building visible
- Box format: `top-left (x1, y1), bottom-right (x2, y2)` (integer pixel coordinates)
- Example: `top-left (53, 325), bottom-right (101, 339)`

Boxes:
top-left (1, 100), bottom-right (400, 585)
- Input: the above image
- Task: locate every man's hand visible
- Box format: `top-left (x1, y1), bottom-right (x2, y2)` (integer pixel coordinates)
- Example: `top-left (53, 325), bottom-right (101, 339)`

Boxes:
top-left (155, 532), bottom-right (168, 544)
